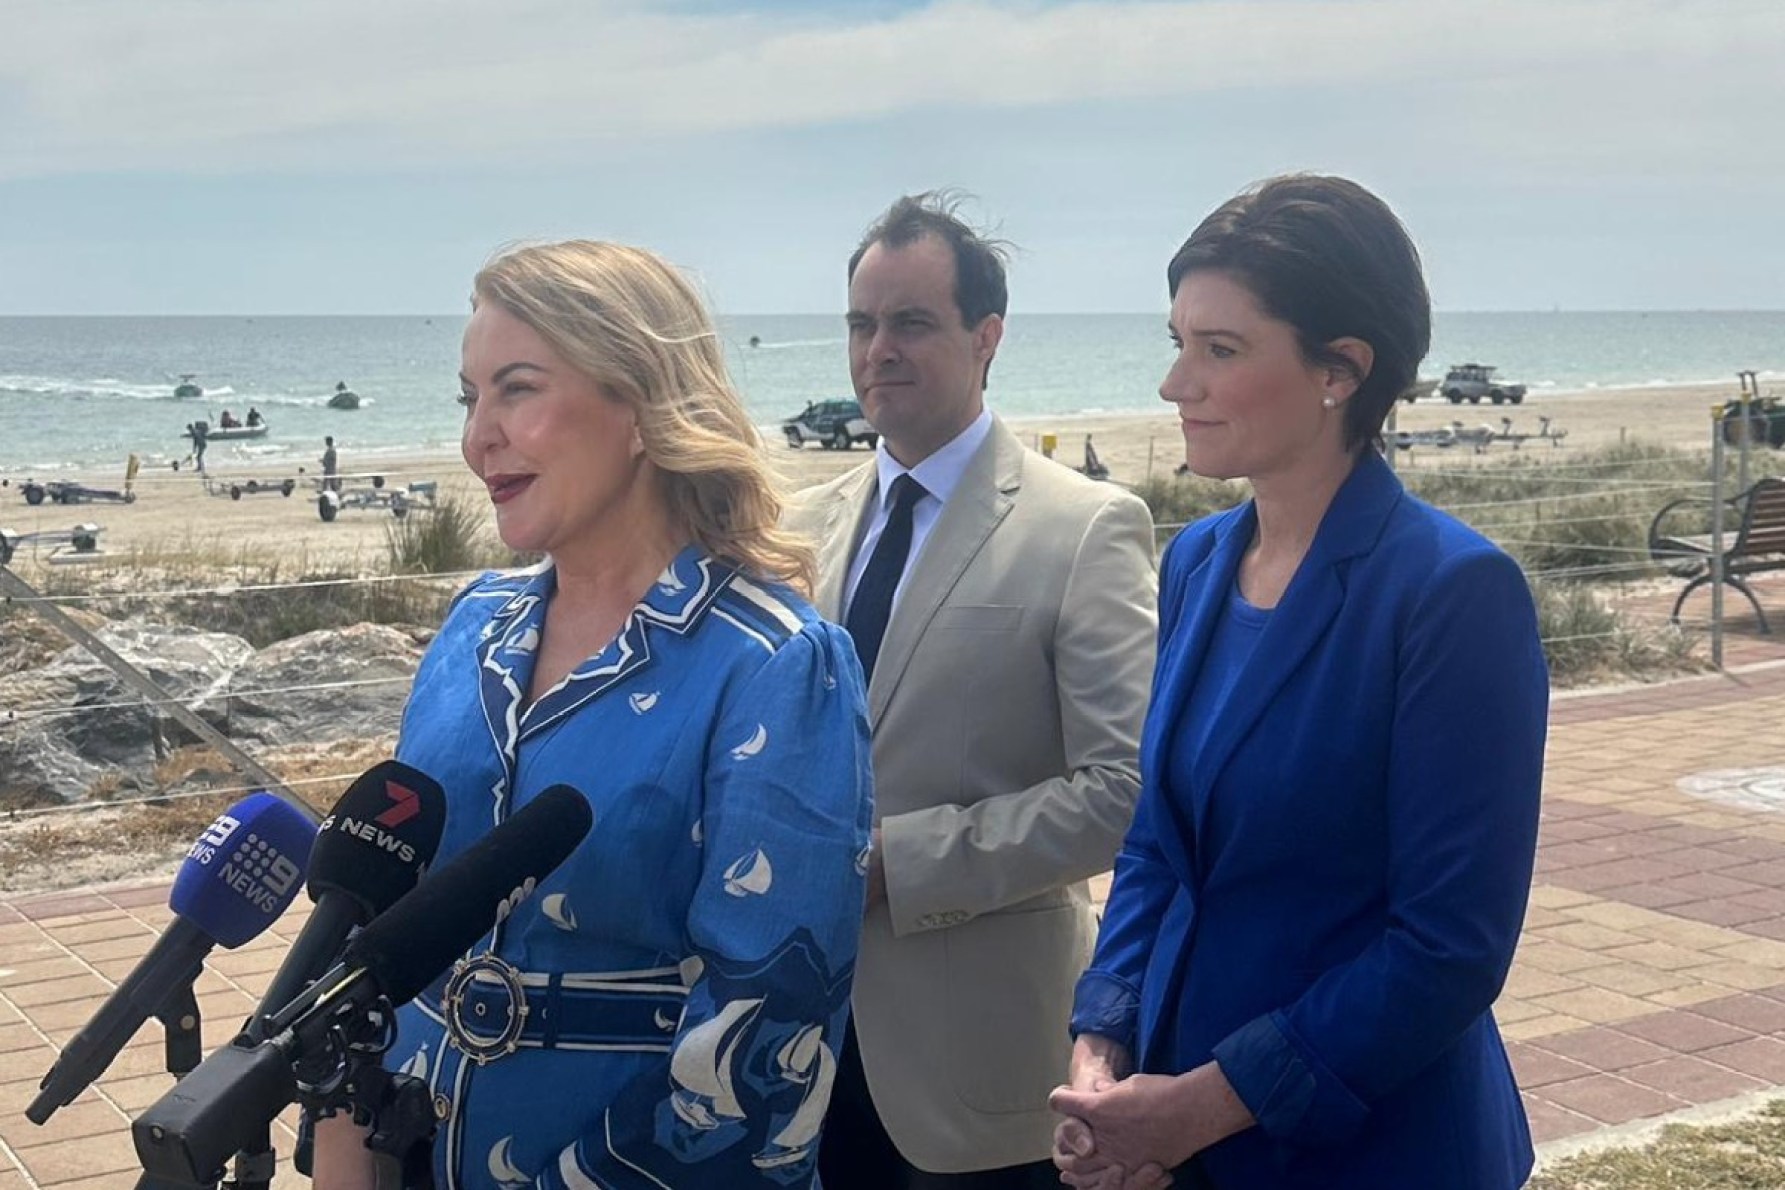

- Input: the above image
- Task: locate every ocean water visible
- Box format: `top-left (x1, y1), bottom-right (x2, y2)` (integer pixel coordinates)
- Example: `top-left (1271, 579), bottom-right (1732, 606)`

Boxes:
top-left (2, 312), bottom-right (1783, 475)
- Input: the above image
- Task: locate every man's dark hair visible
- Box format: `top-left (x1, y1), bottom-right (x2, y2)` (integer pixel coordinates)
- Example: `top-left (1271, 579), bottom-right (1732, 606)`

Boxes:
top-left (1167, 174), bottom-right (1432, 452)
top-left (848, 191), bottom-right (1011, 328)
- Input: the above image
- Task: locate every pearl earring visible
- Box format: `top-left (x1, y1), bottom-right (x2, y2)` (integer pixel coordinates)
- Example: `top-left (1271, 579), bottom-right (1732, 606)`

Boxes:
top-left (1322, 396), bottom-right (1337, 409)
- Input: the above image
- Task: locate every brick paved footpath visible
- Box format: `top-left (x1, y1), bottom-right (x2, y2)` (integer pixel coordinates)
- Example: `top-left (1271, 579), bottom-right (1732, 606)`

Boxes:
top-left (8, 662), bottom-right (1785, 1184)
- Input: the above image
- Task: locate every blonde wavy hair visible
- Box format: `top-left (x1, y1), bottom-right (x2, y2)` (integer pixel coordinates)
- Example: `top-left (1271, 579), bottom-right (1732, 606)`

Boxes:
top-left (472, 241), bottom-right (814, 592)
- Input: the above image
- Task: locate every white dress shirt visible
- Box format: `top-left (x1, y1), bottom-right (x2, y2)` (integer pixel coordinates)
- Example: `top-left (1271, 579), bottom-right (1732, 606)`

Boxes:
top-left (842, 408), bottom-right (994, 623)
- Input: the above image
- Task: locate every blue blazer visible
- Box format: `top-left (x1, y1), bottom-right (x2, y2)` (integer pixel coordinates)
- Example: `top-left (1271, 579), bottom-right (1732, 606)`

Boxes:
top-left (1073, 452), bottom-right (1547, 1189)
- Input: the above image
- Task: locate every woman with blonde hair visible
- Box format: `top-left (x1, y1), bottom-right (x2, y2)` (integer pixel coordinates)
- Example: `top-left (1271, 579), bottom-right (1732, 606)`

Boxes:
top-left (315, 240), bottom-right (872, 1190)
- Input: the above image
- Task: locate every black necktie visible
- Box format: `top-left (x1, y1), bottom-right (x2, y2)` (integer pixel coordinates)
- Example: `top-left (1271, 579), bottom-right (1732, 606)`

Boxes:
top-left (846, 474), bottom-right (927, 682)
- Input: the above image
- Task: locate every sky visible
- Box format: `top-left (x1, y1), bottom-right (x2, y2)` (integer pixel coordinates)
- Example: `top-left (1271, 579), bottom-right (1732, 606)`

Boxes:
top-left (2, 0), bottom-right (1782, 315)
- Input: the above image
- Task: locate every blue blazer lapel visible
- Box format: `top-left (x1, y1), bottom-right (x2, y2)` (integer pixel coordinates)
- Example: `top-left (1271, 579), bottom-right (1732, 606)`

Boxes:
top-left (1140, 506), bottom-right (1252, 886)
top-left (1186, 453), bottom-right (1405, 864)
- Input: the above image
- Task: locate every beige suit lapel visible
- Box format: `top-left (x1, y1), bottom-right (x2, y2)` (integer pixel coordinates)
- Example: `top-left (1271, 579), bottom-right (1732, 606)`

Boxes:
top-left (812, 465), bottom-right (879, 621)
top-left (868, 418), bottom-right (1022, 726)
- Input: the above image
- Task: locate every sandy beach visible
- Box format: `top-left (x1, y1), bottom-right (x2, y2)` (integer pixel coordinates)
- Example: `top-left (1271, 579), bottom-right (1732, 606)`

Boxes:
top-left (0, 381), bottom-right (1746, 578)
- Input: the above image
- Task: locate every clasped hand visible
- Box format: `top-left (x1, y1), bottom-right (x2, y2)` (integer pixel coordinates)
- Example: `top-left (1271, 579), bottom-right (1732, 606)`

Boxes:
top-left (1049, 1036), bottom-right (1180, 1189)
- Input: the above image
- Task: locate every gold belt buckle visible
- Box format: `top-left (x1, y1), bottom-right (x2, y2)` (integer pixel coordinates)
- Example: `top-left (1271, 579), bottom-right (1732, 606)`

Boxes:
top-left (442, 954), bottom-right (529, 1065)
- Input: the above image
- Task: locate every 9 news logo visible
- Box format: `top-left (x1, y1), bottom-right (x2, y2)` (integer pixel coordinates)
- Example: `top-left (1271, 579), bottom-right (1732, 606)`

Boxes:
top-left (187, 811), bottom-right (302, 916)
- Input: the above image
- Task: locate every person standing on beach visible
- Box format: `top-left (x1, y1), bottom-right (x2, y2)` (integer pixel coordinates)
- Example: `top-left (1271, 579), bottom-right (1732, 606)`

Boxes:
top-left (1052, 175), bottom-right (1547, 1190)
top-left (783, 192), bottom-right (1157, 1189)
top-left (189, 420), bottom-right (208, 474)
top-left (320, 435), bottom-right (338, 492)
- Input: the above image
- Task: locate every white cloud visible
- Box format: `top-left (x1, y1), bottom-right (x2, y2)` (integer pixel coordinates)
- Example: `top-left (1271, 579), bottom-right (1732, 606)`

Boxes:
top-left (1, 0), bottom-right (1780, 181)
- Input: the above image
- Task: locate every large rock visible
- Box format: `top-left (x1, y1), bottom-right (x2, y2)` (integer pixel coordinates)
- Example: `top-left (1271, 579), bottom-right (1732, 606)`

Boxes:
top-left (0, 621), bottom-right (255, 807)
top-left (222, 623), bottom-right (424, 746)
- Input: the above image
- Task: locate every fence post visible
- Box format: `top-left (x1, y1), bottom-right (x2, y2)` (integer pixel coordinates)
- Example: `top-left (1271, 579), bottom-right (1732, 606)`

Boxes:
top-left (1711, 410), bottom-right (1726, 670)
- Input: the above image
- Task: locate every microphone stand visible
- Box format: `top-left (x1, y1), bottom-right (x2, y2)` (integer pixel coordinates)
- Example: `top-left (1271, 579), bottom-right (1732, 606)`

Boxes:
top-left (129, 987), bottom-right (278, 1190)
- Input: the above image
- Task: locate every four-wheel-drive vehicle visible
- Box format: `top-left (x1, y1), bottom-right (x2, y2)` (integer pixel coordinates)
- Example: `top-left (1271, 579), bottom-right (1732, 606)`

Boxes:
top-left (783, 399), bottom-right (878, 450)
top-left (1440, 363), bottom-right (1527, 405)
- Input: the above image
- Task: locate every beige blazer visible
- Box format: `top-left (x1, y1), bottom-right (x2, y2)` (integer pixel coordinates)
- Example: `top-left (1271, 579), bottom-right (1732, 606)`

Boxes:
top-left (784, 418), bottom-right (1158, 1172)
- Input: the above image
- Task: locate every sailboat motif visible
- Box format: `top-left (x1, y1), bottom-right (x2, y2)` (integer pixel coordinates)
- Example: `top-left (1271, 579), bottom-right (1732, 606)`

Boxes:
top-left (854, 844), bottom-right (871, 877)
top-left (723, 848), bottom-right (773, 897)
top-left (657, 564), bottom-right (686, 595)
top-left (752, 1026), bottom-right (837, 1170)
top-left (541, 893), bottom-right (578, 931)
top-left (507, 626), bottom-right (540, 654)
top-left (398, 1044), bottom-right (429, 1081)
top-left (488, 1136), bottom-right (529, 1188)
top-left (729, 723), bottom-right (769, 760)
top-left (669, 997), bottom-right (764, 1130)
top-left (691, 818), bottom-right (704, 846)
top-left (629, 690), bottom-right (660, 715)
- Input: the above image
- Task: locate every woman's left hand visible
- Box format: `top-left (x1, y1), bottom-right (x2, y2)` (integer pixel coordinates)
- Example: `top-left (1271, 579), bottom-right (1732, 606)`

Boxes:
top-left (1050, 1074), bottom-right (1194, 1176)
top-left (1049, 1061), bottom-right (1255, 1178)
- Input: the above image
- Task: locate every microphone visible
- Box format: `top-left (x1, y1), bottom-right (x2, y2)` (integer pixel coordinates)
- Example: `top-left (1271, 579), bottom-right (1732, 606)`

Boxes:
top-left (247, 760), bottom-right (446, 1040)
top-left (28, 792), bottom-right (316, 1125)
top-left (133, 786), bottom-right (594, 1186)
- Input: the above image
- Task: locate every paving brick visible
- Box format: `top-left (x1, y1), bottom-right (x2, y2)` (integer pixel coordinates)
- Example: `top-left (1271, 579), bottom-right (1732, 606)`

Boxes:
top-left (1506, 1042), bottom-right (1596, 1089)
top-left (1553, 857), bottom-right (1700, 894)
top-left (1666, 898), bottom-right (1781, 928)
top-left (1534, 1026), bottom-right (1675, 1072)
top-left (1504, 967), bottom-right (1585, 999)
top-left (1696, 960), bottom-right (1785, 991)
top-left (1600, 940), bottom-right (1722, 972)
top-left (1698, 1035), bottom-right (1785, 1083)
top-left (1534, 922), bottom-right (1650, 952)
top-left (1540, 1073), bottom-right (1687, 1125)
top-left (1527, 885), bottom-right (1601, 910)
top-left (1618, 1055), bottom-right (1768, 1102)
top-left (1616, 1010), bottom-right (1754, 1053)
top-left (1502, 1013), bottom-right (1591, 1042)
top-left (9, 1126), bottom-right (140, 1185)
top-left (1527, 986), bottom-right (1657, 1025)
top-left (1520, 1095), bottom-right (1599, 1144)
top-left (1689, 992), bottom-right (1785, 1034)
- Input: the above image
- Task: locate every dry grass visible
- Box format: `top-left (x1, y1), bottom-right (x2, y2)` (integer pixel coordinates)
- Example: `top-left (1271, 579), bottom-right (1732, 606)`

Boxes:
top-left (1530, 1100), bottom-right (1785, 1189)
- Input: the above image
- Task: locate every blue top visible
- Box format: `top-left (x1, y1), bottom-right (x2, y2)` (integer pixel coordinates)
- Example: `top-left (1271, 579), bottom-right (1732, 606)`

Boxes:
top-left (1071, 452), bottom-right (1547, 1189)
top-left (385, 547), bottom-right (873, 1190)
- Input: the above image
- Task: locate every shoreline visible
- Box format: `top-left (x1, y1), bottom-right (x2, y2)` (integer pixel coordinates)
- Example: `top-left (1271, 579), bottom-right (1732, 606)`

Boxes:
top-left (0, 379), bottom-right (1754, 580)
top-left (0, 376), bottom-right (1764, 482)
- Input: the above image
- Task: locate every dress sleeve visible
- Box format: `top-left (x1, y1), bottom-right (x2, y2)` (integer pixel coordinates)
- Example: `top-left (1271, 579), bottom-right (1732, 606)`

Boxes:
top-left (1211, 548), bottom-right (1548, 1146)
top-left (536, 622), bottom-right (874, 1188)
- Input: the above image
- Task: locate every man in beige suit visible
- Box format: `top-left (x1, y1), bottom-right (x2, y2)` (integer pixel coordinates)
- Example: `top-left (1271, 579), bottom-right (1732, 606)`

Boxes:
top-left (788, 194), bottom-right (1157, 1189)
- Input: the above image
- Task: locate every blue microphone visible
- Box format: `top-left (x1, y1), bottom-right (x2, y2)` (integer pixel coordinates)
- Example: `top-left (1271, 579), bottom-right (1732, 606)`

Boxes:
top-left (27, 792), bottom-right (316, 1124)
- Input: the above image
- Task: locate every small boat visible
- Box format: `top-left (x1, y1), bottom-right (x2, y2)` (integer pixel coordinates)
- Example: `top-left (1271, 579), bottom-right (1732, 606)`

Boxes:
top-left (329, 381), bottom-right (361, 410)
top-left (173, 374), bottom-right (203, 399)
top-left (184, 420), bottom-right (269, 442)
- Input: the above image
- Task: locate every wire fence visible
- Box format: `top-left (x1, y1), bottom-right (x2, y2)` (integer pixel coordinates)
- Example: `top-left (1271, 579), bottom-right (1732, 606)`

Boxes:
top-left (6, 427), bottom-right (1782, 820)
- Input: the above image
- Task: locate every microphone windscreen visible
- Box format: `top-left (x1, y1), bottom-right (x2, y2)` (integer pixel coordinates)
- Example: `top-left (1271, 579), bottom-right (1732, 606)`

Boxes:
top-left (307, 760), bottom-right (447, 915)
top-left (169, 793), bottom-right (317, 949)
top-left (342, 785), bottom-right (592, 1006)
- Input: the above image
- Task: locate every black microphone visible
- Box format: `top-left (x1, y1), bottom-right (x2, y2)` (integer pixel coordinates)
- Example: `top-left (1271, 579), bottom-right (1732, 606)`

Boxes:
top-left (247, 760), bottom-right (446, 1041)
top-left (132, 786), bottom-right (595, 1187)
top-left (28, 793), bottom-right (316, 1125)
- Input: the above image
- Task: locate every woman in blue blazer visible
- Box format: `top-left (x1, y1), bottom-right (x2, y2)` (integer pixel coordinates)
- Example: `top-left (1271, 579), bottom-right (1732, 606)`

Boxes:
top-left (1052, 176), bottom-right (1547, 1189)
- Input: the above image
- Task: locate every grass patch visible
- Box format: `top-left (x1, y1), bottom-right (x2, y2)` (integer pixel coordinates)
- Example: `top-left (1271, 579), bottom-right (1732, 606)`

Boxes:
top-left (384, 491), bottom-right (515, 576)
top-left (1532, 577), bottom-right (1702, 687)
top-left (1529, 1099), bottom-right (1785, 1189)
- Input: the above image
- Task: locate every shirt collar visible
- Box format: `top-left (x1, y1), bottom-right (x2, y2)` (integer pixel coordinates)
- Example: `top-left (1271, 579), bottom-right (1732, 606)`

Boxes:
top-left (871, 408), bottom-right (993, 512)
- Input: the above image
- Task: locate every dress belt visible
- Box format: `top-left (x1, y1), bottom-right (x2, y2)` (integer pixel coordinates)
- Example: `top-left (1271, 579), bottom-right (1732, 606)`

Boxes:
top-left (414, 956), bottom-right (687, 1064)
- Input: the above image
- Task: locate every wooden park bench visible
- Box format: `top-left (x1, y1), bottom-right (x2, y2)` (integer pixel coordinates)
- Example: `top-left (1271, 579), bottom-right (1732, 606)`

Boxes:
top-left (1648, 477), bottom-right (1785, 632)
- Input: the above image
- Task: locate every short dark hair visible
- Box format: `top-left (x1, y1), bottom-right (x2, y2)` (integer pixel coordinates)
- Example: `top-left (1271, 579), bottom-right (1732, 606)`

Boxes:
top-left (1167, 175), bottom-right (1431, 452)
top-left (848, 191), bottom-right (1011, 328)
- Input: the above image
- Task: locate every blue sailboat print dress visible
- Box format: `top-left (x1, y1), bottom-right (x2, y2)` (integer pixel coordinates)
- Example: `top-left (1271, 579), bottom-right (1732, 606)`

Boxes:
top-left (384, 547), bottom-right (874, 1189)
